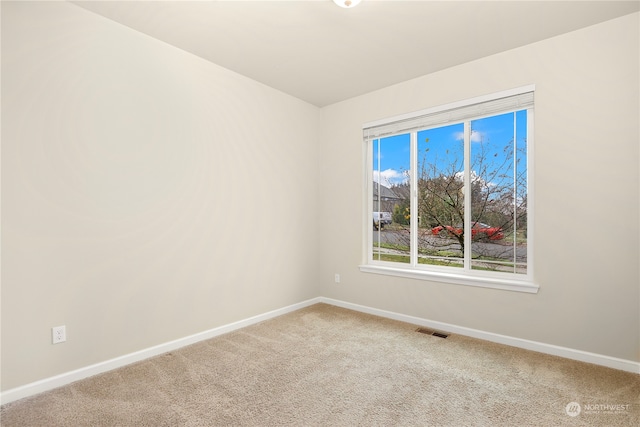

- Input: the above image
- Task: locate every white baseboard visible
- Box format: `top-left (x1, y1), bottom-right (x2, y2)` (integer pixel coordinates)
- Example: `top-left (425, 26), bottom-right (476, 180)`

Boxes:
top-left (2, 296), bottom-right (637, 406)
top-left (0, 297), bottom-right (323, 406)
top-left (319, 297), bottom-right (640, 375)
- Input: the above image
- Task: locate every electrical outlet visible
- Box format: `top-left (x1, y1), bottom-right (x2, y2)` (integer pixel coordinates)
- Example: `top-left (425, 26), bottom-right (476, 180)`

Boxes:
top-left (52, 325), bottom-right (66, 344)
top-left (334, 274), bottom-right (341, 283)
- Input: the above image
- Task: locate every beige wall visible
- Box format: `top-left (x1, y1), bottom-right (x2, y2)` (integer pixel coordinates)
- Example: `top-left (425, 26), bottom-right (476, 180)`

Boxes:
top-left (319, 12), bottom-right (639, 362)
top-left (1, 1), bottom-right (320, 390)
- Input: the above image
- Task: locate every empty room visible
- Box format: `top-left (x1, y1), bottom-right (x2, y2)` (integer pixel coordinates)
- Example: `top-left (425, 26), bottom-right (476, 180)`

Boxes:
top-left (1, 0), bottom-right (639, 425)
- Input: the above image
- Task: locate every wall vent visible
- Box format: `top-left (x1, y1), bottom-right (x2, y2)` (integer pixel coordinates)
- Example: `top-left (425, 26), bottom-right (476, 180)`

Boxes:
top-left (416, 328), bottom-right (449, 338)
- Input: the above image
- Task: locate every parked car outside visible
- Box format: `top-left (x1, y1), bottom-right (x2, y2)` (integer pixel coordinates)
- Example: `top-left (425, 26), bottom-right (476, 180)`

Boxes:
top-left (373, 212), bottom-right (392, 230)
top-left (431, 222), bottom-right (504, 240)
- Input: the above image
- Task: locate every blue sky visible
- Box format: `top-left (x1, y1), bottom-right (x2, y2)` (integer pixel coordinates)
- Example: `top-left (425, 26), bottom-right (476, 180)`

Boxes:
top-left (373, 110), bottom-right (527, 189)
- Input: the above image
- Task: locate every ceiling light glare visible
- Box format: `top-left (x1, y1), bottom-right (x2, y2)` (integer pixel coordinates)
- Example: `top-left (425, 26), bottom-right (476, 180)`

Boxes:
top-left (333, 0), bottom-right (362, 8)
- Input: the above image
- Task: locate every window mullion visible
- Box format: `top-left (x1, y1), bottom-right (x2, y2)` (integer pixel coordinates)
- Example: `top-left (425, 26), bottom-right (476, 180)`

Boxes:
top-left (463, 121), bottom-right (472, 270)
top-left (526, 108), bottom-right (534, 280)
top-left (512, 113), bottom-right (518, 273)
top-left (410, 131), bottom-right (418, 266)
top-left (367, 134), bottom-right (374, 262)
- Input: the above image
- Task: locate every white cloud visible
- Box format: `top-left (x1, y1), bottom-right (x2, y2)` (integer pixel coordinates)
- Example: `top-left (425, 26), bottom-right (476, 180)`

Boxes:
top-left (455, 170), bottom-right (496, 188)
top-left (373, 169), bottom-right (408, 186)
top-left (454, 130), bottom-right (484, 143)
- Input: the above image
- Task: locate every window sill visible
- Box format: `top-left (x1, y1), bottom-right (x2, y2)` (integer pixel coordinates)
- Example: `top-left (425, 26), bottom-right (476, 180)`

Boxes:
top-left (359, 264), bottom-right (539, 294)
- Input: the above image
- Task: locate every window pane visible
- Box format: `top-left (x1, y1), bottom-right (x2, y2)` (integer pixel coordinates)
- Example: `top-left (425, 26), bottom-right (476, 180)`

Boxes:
top-left (470, 111), bottom-right (527, 274)
top-left (417, 123), bottom-right (465, 268)
top-left (372, 134), bottom-right (411, 263)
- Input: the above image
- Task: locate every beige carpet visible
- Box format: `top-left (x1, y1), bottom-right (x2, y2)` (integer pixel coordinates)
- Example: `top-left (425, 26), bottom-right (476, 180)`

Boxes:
top-left (1, 303), bottom-right (639, 426)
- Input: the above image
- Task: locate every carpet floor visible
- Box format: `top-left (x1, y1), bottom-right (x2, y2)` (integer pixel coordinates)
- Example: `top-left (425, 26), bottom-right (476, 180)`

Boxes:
top-left (1, 303), bottom-right (639, 426)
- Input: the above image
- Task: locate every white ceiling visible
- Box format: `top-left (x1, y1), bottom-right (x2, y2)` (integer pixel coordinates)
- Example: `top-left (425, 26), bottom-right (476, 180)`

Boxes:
top-left (73, 0), bottom-right (640, 107)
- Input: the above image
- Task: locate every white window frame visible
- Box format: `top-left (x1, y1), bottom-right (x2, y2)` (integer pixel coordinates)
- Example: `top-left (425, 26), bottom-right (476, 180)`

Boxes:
top-left (360, 86), bottom-right (538, 294)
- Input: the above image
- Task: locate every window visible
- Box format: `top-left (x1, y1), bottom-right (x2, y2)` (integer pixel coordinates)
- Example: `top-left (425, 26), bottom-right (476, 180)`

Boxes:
top-left (361, 86), bottom-right (537, 293)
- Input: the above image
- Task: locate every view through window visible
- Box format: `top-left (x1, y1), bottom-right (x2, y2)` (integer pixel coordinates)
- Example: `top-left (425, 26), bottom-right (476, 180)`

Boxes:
top-left (366, 87), bottom-right (533, 289)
